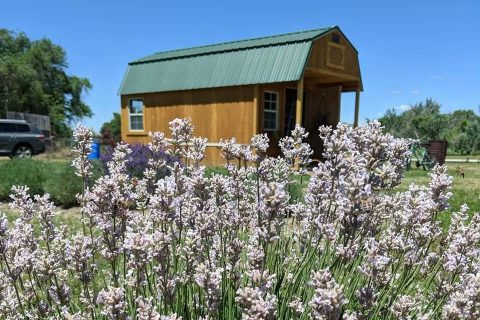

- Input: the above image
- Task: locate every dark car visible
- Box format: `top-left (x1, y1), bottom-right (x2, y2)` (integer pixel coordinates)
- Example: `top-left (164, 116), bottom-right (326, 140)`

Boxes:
top-left (0, 119), bottom-right (46, 158)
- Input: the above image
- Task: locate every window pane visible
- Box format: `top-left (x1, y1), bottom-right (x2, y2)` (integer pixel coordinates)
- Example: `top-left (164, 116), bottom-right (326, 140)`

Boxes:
top-left (130, 115), bottom-right (143, 130)
top-left (129, 99), bottom-right (144, 131)
top-left (264, 112), bottom-right (276, 130)
top-left (30, 125), bottom-right (42, 134)
top-left (263, 92), bottom-right (278, 130)
top-left (129, 99), bottom-right (143, 114)
top-left (264, 92), bottom-right (277, 111)
top-left (131, 118), bottom-right (141, 126)
top-left (266, 113), bottom-right (276, 122)
top-left (16, 124), bottom-right (30, 132)
top-left (0, 123), bottom-right (16, 132)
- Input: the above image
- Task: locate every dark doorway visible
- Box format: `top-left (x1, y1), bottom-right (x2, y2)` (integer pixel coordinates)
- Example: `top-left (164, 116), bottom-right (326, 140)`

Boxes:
top-left (284, 89), bottom-right (306, 136)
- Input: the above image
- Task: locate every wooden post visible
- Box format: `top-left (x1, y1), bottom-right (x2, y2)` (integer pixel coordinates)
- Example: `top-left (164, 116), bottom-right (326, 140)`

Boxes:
top-left (337, 86), bottom-right (342, 124)
top-left (252, 85), bottom-right (260, 136)
top-left (354, 88), bottom-right (360, 128)
top-left (295, 78), bottom-right (304, 125)
top-left (294, 79), bottom-right (304, 171)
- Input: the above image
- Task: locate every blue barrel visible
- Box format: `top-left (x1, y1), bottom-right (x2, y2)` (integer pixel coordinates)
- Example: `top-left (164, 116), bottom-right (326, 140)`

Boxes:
top-left (88, 142), bottom-right (100, 159)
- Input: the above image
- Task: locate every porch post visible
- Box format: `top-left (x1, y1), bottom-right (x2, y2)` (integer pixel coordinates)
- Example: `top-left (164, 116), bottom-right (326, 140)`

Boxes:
top-left (294, 79), bottom-right (304, 171)
top-left (337, 86), bottom-right (342, 124)
top-left (295, 78), bottom-right (304, 126)
top-left (354, 88), bottom-right (360, 128)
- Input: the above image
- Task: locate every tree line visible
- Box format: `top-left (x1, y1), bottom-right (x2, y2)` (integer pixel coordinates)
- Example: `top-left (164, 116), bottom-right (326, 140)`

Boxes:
top-left (0, 28), bottom-right (92, 137)
top-left (378, 98), bottom-right (480, 155)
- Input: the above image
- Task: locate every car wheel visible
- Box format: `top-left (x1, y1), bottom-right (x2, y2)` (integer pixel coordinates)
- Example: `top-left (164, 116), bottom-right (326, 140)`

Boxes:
top-left (13, 145), bottom-right (33, 159)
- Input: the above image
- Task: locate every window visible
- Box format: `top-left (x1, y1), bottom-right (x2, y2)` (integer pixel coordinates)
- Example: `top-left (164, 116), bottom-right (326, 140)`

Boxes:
top-left (16, 124), bottom-right (30, 132)
top-left (263, 91), bottom-right (278, 131)
top-left (129, 99), bottom-right (144, 131)
top-left (0, 123), bottom-right (16, 132)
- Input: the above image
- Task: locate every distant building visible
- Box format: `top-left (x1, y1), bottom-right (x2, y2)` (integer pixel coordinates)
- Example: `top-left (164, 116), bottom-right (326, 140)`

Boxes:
top-left (119, 26), bottom-right (362, 164)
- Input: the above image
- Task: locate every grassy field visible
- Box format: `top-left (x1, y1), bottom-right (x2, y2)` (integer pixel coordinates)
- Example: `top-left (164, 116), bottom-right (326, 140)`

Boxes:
top-left (398, 163), bottom-right (480, 228)
top-left (1, 160), bottom-right (478, 229)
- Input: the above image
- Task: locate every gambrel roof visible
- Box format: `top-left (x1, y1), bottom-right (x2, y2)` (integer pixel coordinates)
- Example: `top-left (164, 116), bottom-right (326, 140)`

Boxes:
top-left (119, 26), bottom-right (354, 95)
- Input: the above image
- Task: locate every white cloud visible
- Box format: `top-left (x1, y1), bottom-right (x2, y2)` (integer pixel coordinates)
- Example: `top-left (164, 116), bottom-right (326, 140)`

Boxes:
top-left (411, 90), bottom-right (420, 94)
top-left (390, 89), bottom-right (402, 94)
top-left (393, 104), bottom-right (411, 112)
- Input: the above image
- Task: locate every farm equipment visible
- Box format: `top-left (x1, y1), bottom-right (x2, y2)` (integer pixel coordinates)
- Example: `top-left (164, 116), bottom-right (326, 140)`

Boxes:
top-left (406, 140), bottom-right (438, 170)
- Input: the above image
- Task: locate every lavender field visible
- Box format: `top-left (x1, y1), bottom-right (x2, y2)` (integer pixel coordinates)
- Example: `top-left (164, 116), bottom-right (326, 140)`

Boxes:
top-left (0, 119), bottom-right (479, 319)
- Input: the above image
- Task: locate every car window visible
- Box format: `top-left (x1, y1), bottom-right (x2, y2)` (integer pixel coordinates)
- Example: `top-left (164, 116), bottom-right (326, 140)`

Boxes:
top-left (0, 123), bottom-right (16, 133)
top-left (16, 124), bottom-right (30, 132)
top-left (30, 125), bottom-right (42, 134)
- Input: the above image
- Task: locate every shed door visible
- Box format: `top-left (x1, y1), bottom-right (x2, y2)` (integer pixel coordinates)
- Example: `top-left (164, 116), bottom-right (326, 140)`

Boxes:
top-left (284, 89), bottom-right (306, 136)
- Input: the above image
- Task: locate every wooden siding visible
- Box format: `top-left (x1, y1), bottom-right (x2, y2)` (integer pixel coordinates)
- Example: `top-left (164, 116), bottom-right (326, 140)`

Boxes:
top-left (304, 31), bottom-right (361, 91)
top-left (121, 85), bottom-right (255, 165)
top-left (121, 80), bottom-right (340, 164)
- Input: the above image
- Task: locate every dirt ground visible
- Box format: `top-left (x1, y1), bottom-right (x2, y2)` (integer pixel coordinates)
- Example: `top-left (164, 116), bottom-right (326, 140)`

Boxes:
top-left (0, 202), bottom-right (81, 218)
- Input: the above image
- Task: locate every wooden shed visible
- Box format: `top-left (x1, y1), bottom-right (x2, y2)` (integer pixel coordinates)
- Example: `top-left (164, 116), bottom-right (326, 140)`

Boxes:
top-left (119, 26), bottom-right (362, 165)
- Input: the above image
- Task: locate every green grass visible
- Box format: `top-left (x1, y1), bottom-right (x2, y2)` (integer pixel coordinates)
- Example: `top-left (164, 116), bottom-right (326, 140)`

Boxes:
top-left (1, 202), bottom-right (82, 230)
top-left (0, 158), bottom-right (104, 207)
top-left (2, 160), bottom-right (477, 229)
top-left (398, 163), bottom-right (480, 228)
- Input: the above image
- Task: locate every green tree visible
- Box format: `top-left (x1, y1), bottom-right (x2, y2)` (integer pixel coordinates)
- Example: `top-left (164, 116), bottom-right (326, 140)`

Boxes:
top-left (379, 99), bottom-right (480, 154)
top-left (379, 98), bottom-right (447, 141)
top-left (445, 109), bottom-right (480, 154)
top-left (0, 29), bottom-right (92, 137)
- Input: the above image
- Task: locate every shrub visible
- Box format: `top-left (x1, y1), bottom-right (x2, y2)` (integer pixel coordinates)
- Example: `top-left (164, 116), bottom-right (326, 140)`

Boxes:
top-left (101, 143), bottom-right (177, 179)
top-left (0, 159), bottom-right (103, 207)
top-left (0, 159), bottom-right (47, 200)
top-left (43, 160), bottom-right (104, 208)
top-left (1, 119), bottom-right (480, 319)
top-left (43, 162), bottom-right (82, 207)
top-left (204, 166), bottom-right (229, 177)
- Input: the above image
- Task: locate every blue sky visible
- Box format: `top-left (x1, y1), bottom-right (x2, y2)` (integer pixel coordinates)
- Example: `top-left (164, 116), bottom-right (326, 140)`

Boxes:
top-left (1, 0), bottom-right (479, 131)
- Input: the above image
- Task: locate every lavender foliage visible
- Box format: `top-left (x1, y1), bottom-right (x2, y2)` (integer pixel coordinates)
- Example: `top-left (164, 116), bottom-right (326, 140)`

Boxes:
top-left (0, 118), bottom-right (477, 320)
top-left (101, 143), bottom-right (178, 179)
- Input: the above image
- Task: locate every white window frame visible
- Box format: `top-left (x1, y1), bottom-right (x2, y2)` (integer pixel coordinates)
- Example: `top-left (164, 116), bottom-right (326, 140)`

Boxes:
top-left (263, 91), bottom-right (278, 131)
top-left (128, 98), bottom-right (144, 131)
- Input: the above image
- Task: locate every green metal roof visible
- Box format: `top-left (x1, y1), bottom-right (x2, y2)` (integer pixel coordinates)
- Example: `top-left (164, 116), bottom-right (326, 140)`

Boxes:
top-left (119, 27), bottom-right (337, 95)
